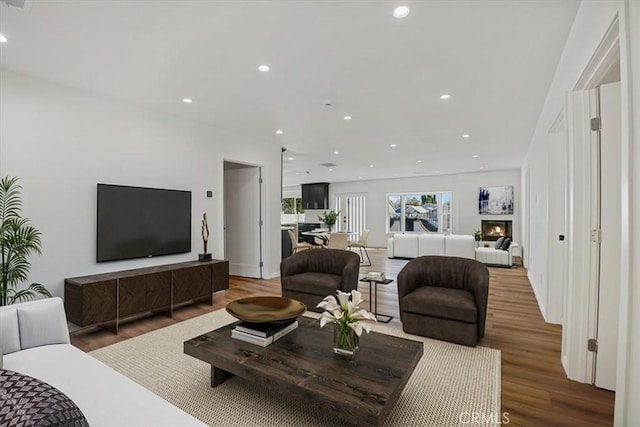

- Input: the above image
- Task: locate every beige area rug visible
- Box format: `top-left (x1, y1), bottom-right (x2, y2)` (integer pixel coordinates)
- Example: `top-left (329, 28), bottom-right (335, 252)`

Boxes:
top-left (91, 310), bottom-right (501, 426)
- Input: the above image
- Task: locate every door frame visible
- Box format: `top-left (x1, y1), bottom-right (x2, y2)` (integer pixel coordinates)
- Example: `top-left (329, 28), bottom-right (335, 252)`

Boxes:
top-left (221, 159), bottom-right (264, 279)
top-left (562, 14), bottom-right (632, 409)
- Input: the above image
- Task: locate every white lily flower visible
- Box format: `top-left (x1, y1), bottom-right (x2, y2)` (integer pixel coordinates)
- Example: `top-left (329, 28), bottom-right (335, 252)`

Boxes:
top-left (349, 321), bottom-right (364, 336)
top-left (317, 296), bottom-right (339, 312)
top-left (351, 290), bottom-right (364, 307)
top-left (336, 291), bottom-right (350, 312)
top-left (317, 289), bottom-right (377, 336)
top-left (319, 311), bottom-right (335, 327)
top-left (331, 309), bottom-right (344, 320)
top-left (353, 309), bottom-right (377, 322)
top-left (360, 322), bottom-right (373, 334)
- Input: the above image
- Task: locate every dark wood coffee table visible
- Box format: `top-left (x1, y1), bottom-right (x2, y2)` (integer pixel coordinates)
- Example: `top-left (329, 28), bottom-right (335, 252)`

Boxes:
top-left (184, 316), bottom-right (423, 426)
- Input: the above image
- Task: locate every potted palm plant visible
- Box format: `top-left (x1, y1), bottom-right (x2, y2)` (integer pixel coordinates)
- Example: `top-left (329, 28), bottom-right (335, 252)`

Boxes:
top-left (0, 176), bottom-right (51, 306)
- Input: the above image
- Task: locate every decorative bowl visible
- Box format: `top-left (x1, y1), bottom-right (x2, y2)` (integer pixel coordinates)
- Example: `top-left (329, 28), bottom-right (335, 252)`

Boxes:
top-left (226, 296), bottom-right (306, 323)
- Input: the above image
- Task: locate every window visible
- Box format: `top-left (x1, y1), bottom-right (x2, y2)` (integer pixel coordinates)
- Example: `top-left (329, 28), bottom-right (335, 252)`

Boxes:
top-left (386, 192), bottom-right (452, 233)
top-left (282, 197), bottom-right (304, 214)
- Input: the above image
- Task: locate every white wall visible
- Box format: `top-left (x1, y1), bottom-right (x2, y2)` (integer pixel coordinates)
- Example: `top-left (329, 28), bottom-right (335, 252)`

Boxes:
top-left (522, 0), bottom-right (640, 424)
top-left (328, 169), bottom-right (521, 248)
top-left (0, 71), bottom-right (283, 299)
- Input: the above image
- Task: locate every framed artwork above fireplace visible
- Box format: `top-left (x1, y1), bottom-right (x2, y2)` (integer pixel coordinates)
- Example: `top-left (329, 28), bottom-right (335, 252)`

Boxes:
top-left (479, 186), bottom-right (514, 214)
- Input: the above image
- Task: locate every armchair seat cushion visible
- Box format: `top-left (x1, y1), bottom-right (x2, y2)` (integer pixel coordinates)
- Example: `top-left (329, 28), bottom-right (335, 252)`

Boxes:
top-left (401, 286), bottom-right (477, 324)
top-left (282, 272), bottom-right (342, 295)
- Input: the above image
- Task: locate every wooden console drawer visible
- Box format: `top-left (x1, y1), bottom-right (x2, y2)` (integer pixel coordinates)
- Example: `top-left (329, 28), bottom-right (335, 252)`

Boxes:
top-left (65, 279), bottom-right (117, 326)
top-left (173, 265), bottom-right (212, 304)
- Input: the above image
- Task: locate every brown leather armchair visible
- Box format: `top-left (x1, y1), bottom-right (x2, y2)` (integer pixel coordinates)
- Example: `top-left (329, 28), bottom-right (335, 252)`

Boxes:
top-left (397, 256), bottom-right (489, 346)
top-left (280, 249), bottom-right (360, 312)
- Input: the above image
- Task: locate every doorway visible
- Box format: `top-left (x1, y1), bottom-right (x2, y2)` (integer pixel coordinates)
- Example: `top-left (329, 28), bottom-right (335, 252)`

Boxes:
top-left (334, 193), bottom-right (367, 239)
top-left (591, 79), bottom-right (621, 391)
top-left (223, 161), bottom-right (263, 278)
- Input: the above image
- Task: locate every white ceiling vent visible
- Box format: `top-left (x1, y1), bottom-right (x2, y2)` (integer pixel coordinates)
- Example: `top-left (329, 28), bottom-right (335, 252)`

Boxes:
top-left (1, 0), bottom-right (32, 11)
top-left (320, 163), bottom-right (336, 168)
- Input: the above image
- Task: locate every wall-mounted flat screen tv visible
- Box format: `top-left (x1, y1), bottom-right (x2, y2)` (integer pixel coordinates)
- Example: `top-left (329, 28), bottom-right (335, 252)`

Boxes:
top-left (97, 184), bottom-right (192, 262)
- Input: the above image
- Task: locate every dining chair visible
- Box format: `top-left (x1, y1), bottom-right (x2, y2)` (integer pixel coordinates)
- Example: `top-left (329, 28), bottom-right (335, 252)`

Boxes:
top-left (326, 232), bottom-right (349, 250)
top-left (288, 229), bottom-right (312, 254)
top-left (348, 229), bottom-right (371, 266)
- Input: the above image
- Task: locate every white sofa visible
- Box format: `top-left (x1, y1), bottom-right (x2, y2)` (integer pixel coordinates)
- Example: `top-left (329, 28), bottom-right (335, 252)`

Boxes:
top-left (475, 241), bottom-right (518, 267)
top-left (387, 233), bottom-right (516, 267)
top-left (387, 234), bottom-right (476, 260)
top-left (0, 297), bottom-right (205, 427)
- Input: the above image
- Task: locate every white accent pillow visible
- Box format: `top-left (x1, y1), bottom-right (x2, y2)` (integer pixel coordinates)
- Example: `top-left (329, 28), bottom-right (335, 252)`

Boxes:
top-left (0, 308), bottom-right (21, 355)
top-left (17, 299), bottom-right (70, 350)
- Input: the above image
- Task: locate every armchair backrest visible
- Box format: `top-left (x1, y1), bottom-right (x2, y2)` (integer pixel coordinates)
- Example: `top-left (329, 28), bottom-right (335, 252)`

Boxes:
top-left (397, 256), bottom-right (490, 336)
top-left (398, 256), bottom-right (488, 298)
top-left (281, 248), bottom-right (359, 276)
top-left (280, 249), bottom-right (360, 292)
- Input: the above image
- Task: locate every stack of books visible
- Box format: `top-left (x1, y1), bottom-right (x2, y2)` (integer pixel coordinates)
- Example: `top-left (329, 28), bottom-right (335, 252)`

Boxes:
top-left (366, 271), bottom-right (386, 280)
top-left (231, 320), bottom-right (298, 347)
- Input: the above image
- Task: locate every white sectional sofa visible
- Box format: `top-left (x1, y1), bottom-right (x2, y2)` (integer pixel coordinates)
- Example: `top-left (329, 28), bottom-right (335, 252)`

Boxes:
top-left (387, 233), bottom-right (516, 267)
top-left (0, 297), bottom-right (205, 427)
top-left (387, 233), bottom-right (476, 260)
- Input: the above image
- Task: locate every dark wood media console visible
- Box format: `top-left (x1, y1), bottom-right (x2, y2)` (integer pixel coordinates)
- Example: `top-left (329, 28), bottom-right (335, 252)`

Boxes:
top-left (64, 259), bottom-right (229, 334)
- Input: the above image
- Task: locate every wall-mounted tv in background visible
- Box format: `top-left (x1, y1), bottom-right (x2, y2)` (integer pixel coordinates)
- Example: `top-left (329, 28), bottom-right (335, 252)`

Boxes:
top-left (97, 184), bottom-right (192, 262)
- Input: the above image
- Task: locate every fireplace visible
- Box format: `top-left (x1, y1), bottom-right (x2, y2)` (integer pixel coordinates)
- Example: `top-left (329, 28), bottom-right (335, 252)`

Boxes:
top-left (481, 220), bottom-right (512, 241)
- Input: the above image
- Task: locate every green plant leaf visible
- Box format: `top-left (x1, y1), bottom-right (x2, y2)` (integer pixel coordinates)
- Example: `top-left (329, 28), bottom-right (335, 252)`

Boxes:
top-left (1, 176), bottom-right (49, 306)
top-left (8, 283), bottom-right (52, 304)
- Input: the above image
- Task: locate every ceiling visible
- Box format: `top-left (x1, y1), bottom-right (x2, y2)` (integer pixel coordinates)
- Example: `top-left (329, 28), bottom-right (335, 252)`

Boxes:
top-left (0, 0), bottom-right (580, 186)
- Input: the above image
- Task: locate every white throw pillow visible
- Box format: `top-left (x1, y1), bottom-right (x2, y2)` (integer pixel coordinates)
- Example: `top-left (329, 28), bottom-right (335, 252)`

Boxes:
top-left (0, 308), bottom-right (21, 355)
top-left (17, 298), bottom-right (70, 350)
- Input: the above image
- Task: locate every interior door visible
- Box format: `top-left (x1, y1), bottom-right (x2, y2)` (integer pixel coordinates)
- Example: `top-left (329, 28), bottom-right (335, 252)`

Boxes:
top-left (546, 118), bottom-right (567, 325)
top-left (223, 162), bottom-right (262, 278)
top-left (593, 81), bottom-right (621, 391)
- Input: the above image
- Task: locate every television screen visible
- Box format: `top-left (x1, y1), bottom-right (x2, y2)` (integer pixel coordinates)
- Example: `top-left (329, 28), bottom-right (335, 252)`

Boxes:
top-left (97, 184), bottom-right (192, 262)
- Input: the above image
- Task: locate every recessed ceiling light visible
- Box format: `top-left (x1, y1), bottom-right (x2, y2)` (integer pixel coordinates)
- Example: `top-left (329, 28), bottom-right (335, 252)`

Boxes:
top-left (295, 172), bottom-right (300, 175)
top-left (480, 166), bottom-right (485, 170)
top-left (258, 65), bottom-right (270, 72)
top-left (287, 157), bottom-right (294, 161)
top-left (344, 116), bottom-right (352, 121)
top-left (439, 94), bottom-right (451, 100)
top-left (333, 151), bottom-right (339, 155)
top-left (358, 176), bottom-right (363, 179)
top-left (390, 144), bottom-right (397, 148)
top-left (182, 98), bottom-right (193, 104)
top-left (473, 154), bottom-right (479, 158)
top-left (369, 164), bottom-right (374, 168)
top-left (0, 34), bottom-right (7, 43)
top-left (393, 6), bottom-right (410, 19)
top-left (417, 160), bottom-right (423, 163)
top-left (329, 168), bottom-right (333, 172)
top-left (276, 129), bottom-right (284, 135)
top-left (462, 134), bottom-right (471, 138)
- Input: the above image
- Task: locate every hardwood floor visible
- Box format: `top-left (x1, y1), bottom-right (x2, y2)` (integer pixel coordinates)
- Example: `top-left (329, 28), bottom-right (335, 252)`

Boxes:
top-left (71, 249), bottom-right (615, 426)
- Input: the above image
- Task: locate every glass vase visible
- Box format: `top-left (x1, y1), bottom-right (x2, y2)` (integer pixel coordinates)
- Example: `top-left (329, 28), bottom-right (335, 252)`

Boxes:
top-left (333, 324), bottom-right (359, 357)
